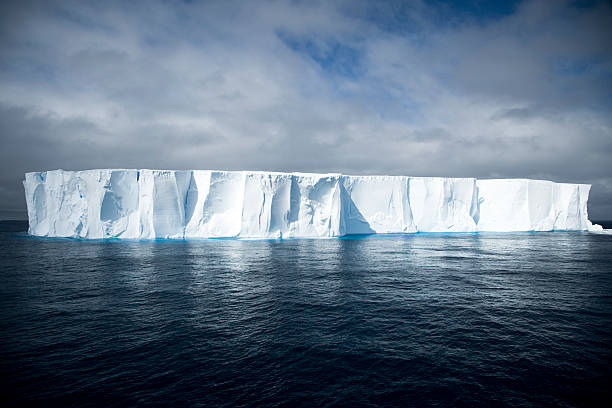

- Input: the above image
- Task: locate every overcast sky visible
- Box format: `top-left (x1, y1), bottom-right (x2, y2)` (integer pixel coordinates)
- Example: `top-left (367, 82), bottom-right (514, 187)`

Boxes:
top-left (1, 0), bottom-right (611, 219)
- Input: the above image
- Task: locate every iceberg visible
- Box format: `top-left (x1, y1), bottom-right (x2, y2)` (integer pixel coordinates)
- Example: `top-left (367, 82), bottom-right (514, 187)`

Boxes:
top-left (23, 169), bottom-right (602, 239)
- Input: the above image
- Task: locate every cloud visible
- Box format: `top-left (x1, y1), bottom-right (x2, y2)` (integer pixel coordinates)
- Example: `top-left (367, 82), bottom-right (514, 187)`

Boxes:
top-left (0, 0), bottom-right (611, 218)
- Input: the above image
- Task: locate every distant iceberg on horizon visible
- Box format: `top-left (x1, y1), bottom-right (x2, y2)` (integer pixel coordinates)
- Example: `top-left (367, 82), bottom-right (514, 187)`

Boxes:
top-left (23, 169), bottom-right (602, 239)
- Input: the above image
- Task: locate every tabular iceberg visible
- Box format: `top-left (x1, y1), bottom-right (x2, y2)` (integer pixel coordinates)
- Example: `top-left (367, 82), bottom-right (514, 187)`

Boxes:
top-left (23, 169), bottom-right (602, 239)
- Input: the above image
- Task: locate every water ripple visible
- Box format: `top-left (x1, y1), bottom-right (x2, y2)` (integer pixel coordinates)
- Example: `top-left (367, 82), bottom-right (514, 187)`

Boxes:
top-left (1, 225), bottom-right (611, 406)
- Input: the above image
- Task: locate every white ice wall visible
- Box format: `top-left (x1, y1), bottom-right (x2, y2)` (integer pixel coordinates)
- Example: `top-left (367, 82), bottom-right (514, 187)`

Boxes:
top-left (23, 169), bottom-right (601, 239)
top-left (475, 179), bottom-right (597, 232)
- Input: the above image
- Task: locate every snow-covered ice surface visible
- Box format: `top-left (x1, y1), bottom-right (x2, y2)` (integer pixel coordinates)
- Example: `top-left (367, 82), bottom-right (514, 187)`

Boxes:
top-left (23, 170), bottom-right (602, 239)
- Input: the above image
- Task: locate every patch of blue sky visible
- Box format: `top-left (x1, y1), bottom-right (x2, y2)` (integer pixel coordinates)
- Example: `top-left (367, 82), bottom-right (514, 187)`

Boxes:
top-left (277, 28), bottom-right (426, 124)
top-left (553, 56), bottom-right (612, 79)
top-left (569, 0), bottom-right (602, 9)
top-left (277, 30), bottom-right (366, 80)
top-left (50, 4), bottom-right (118, 35)
top-left (425, 0), bottom-right (522, 20)
top-left (0, 58), bottom-right (59, 86)
top-left (345, 0), bottom-right (523, 35)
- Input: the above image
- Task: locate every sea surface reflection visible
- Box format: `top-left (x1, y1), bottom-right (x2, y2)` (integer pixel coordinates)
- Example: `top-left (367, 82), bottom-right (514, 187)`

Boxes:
top-left (1, 227), bottom-right (611, 406)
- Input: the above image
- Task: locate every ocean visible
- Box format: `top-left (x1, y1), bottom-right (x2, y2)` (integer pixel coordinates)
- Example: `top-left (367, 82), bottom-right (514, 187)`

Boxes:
top-left (1, 221), bottom-right (611, 407)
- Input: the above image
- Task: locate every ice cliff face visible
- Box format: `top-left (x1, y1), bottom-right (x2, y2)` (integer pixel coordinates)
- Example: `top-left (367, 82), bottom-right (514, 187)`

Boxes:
top-left (23, 170), bottom-right (601, 239)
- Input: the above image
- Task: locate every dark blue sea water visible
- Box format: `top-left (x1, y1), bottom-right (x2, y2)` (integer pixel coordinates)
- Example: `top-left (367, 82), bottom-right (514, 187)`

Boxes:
top-left (1, 221), bottom-right (612, 407)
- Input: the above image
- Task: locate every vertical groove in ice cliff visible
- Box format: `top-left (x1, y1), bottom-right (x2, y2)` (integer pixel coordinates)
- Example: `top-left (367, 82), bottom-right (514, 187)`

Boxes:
top-left (470, 179), bottom-right (480, 226)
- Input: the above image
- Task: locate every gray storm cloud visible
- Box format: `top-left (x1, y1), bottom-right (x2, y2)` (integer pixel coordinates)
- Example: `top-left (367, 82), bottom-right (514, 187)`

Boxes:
top-left (0, 0), bottom-right (611, 219)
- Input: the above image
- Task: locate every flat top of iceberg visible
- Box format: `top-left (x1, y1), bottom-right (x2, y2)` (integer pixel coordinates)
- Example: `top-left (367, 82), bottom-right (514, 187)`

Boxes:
top-left (27, 168), bottom-right (593, 183)
top-left (27, 168), bottom-right (551, 182)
